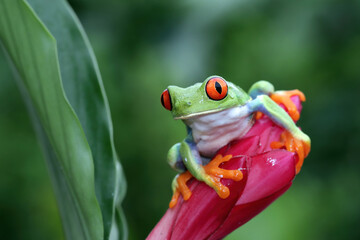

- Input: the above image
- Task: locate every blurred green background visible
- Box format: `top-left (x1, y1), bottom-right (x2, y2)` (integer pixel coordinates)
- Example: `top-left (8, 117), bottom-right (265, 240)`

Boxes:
top-left (1, 0), bottom-right (360, 239)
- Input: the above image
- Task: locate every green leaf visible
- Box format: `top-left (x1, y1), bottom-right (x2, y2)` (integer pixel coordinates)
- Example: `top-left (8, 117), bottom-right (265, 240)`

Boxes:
top-left (0, 0), bottom-right (127, 239)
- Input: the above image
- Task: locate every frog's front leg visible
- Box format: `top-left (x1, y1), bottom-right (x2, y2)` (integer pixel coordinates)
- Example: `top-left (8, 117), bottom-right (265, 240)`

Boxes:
top-left (248, 80), bottom-right (275, 99)
top-left (248, 95), bottom-right (311, 173)
top-left (168, 140), bottom-right (243, 208)
top-left (181, 140), bottom-right (244, 199)
top-left (248, 80), bottom-right (306, 121)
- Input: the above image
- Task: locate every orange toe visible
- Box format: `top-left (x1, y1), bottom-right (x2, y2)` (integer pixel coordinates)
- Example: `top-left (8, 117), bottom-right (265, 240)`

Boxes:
top-left (169, 155), bottom-right (245, 207)
top-left (255, 111), bottom-right (264, 120)
top-left (270, 90), bottom-right (306, 122)
top-left (203, 154), bottom-right (243, 199)
top-left (177, 171), bottom-right (193, 200)
top-left (271, 131), bottom-right (310, 174)
top-left (169, 171), bottom-right (193, 208)
top-left (169, 190), bottom-right (180, 208)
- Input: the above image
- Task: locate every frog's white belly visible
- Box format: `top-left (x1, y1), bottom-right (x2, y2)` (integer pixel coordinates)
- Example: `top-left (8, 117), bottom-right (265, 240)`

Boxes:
top-left (184, 105), bottom-right (254, 157)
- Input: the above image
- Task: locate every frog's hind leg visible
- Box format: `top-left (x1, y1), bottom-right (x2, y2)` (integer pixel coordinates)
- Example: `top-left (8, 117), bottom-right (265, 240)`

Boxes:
top-left (270, 130), bottom-right (310, 174)
top-left (168, 142), bottom-right (194, 208)
top-left (169, 171), bottom-right (193, 208)
top-left (167, 143), bottom-right (186, 172)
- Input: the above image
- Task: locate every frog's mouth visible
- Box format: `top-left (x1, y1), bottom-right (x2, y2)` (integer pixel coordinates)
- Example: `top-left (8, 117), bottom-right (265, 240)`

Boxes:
top-left (174, 108), bottom-right (227, 120)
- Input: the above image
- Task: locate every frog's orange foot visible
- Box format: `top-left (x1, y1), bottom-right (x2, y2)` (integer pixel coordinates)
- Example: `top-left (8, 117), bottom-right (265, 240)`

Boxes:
top-left (270, 90), bottom-right (306, 121)
top-left (169, 155), bottom-right (243, 208)
top-left (203, 154), bottom-right (243, 199)
top-left (271, 131), bottom-right (311, 174)
top-left (169, 190), bottom-right (180, 208)
top-left (255, 111), bottom-right (264, 120)
top-left (169, 171), bottom-right (193, 208)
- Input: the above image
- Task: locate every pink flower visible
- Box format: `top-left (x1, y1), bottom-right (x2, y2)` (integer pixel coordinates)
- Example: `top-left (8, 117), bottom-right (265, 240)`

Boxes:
top-left (148, 95), bottom-right (308, 240)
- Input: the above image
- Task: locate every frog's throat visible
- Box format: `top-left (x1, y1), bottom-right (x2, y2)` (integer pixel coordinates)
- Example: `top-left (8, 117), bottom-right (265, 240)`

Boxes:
top-left (174, 108), bottom-right (226, 120)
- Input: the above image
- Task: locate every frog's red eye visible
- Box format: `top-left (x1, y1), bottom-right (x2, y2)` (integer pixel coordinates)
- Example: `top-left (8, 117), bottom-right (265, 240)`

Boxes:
top-left (161, 89), bottom-right (172, 111)
top-left (205, 77), bottom-right (228, 100)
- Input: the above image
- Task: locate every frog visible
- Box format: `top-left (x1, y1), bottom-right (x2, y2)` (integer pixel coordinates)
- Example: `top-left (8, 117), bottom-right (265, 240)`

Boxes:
top-left (160, 76), bottom-right (311, 208)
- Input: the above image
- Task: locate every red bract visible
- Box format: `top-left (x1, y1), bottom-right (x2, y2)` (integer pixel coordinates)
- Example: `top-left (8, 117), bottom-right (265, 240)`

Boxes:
top-left (148, 96), bottom-right (305, 240)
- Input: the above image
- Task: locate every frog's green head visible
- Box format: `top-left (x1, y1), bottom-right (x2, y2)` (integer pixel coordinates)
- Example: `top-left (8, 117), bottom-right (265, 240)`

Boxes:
top-left (160, 76), bottom-right (251, 119)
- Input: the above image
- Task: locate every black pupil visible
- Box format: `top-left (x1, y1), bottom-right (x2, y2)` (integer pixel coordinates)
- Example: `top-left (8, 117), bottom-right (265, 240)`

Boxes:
top-left (215, 81), bottom-right (222, 94)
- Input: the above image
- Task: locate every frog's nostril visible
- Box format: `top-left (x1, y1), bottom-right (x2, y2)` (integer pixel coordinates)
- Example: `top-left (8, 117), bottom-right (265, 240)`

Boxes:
top-left (161, 89), bottom-right (172, 111)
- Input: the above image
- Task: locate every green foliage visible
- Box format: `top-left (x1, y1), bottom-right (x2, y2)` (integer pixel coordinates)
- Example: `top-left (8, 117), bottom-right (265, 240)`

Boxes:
top-left (0, 0), bottom-right (126, 239)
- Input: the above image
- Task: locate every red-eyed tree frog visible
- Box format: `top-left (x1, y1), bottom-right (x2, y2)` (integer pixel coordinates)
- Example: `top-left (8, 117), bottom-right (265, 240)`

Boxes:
top-left (160, 76), bottom-right (310, 208)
